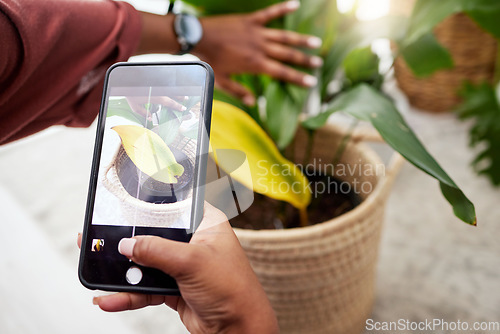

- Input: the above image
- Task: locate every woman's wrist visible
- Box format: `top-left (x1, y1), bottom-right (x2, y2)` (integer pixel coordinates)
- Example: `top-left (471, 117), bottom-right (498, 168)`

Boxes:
top-left (135, 12), bottom-right (180, 55)
top-left (226, 312), bottom-right (279, 334)
top-left (223, 289), bottom-right (280, 334)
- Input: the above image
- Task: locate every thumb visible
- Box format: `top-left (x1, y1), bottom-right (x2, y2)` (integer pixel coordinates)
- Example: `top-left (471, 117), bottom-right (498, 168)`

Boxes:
top-left (118, 236), bottom-right (194, 278)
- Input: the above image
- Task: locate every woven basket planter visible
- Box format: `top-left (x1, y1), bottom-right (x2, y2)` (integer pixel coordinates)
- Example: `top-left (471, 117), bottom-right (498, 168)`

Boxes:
top-left (234, 125), bottom-right (403, 334)
top-left (394, 12), bottom-right (497, 112)
top-left (102, 135), bottom-right (197, 228)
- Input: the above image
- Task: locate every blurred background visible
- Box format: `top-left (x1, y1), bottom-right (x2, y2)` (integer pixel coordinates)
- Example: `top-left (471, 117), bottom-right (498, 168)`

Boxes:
top-left (1, 0), bottom-right (499, 333)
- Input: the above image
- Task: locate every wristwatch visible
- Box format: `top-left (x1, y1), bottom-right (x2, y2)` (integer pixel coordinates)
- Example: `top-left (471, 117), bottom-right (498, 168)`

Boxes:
top-left (173, 13), bottom-right (203, 54)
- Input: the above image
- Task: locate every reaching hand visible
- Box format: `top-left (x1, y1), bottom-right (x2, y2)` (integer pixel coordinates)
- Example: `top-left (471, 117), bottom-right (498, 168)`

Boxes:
top-left (194, 1), bottom-right (323, 105)
top-left (78, 203), bottom-right (279, 334)
top-left (125, 96), bottom-right (186, 118)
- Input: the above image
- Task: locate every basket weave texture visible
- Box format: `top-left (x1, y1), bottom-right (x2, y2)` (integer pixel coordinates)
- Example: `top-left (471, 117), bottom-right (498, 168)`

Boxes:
top-left (395, 13), bottom-right (497, 112)
top-left (102, 135), bottom-right (197, 227)
top-left (234, 125), bottom-right (399, 334)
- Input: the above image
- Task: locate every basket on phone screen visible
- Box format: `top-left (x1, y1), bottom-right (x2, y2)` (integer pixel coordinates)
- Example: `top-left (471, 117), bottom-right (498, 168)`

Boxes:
top-left (102, 135), bottom-right (197, 228)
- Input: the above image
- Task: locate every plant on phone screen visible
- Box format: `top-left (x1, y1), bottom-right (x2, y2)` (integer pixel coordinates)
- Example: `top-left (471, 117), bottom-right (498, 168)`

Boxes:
top-left (112, 125), bottom-right (185, 183)
top-left (106, 96), bottom-right (201, 184)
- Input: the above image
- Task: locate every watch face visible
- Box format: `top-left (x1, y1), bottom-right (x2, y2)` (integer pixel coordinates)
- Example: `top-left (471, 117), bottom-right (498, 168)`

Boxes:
top-left (179, 14), bottom-right (203, 46)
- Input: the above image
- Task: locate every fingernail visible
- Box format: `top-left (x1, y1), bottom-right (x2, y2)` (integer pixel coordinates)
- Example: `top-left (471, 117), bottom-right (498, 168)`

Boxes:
top-left (310, 56), bottom-right (323, 67)
top-left (303, 75), bottom-right (317, 87)
top-left (92, 297), bottom-right (100, 305)
top-left (307, 36), bottom-right (322, 49)
top-left (118, 238), bottom-right (136, 257)
top-left (286, 1), bottom-right (300, 10)
top-left (181, 106), bottom-right (187, 111)
top-left (243, 95), bottom-right (256, 106)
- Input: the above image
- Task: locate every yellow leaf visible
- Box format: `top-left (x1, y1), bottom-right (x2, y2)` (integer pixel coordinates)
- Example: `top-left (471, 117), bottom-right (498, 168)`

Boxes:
top-left (210, 100), bottom-right (311, 209)
top-left (112, 125), bottom-right (184, 184)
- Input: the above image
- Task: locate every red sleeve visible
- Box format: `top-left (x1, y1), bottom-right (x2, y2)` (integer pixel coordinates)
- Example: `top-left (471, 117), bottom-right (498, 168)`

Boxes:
top-left (0, 0), bottom-right (142, 144)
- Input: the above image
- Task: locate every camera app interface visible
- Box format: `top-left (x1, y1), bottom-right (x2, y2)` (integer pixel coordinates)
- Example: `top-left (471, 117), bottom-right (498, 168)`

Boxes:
top-left (82, 64), bottom-right (209, 288)
top-left (93, 87), bottom-right (201, 230)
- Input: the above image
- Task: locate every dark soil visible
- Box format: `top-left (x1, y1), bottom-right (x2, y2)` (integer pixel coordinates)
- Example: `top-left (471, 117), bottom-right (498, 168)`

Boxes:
top-left (118, 148), bottom-right (193, 204)
top-left (230, 173), bottom-right (362, 230)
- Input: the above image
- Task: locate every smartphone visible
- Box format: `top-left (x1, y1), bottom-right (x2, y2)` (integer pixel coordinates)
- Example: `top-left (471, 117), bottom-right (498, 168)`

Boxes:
top-left (79, 62), bottom-right (214, 294)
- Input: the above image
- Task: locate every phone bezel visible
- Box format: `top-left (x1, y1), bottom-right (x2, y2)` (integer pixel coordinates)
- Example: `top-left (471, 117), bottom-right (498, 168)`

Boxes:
top-left (78, 61), bottom-right (214, 295)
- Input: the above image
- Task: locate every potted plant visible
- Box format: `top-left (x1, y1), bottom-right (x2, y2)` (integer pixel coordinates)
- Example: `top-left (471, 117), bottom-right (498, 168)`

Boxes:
top-left (99, 96), bottom-right (201, 228)
top-left (392, 0), bottom-right (500, 112)
top-left (182, 0), bottom-right (477, 333)
top-left (393, 0), bottom-right (500, 185)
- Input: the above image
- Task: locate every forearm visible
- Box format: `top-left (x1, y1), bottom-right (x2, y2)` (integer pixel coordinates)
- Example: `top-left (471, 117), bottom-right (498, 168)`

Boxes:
top-left (222, 278), bottom-right (280, 334)
top-left (228, 314), bottom-right (280, 334)
top-left (0, 0), bottom-right (142, 144)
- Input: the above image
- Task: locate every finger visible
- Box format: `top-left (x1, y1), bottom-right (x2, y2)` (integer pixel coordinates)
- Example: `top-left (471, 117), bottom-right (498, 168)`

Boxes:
top-left (264, 43), bottom-right (323, 68)
top-left (261, 59), bottom-right (318, 87)
top-left (217, 77), bottom-right (256, 106)
top-left (252, 0), bottom-right (300, 25)
top-left (94, 293), bottom-right (167, 312)
top-left (77, 233), bottom-right (82, 249)
top-left (118, 235), bottom-right (193, 277)
top-left (262, 28), bottom-right (322, 49)
top-left (172, 95), bottom-right (189, 102)
top-left (151, 96), bottom-right (187, 112)
top-left (125, 97), bottom-right (148, 117)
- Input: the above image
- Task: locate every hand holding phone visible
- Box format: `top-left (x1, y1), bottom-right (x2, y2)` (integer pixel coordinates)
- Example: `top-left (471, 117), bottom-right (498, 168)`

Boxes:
top-left (87, 203), bottom-right (279, 334)
top-left (79, 62), bottom-right (213, 294)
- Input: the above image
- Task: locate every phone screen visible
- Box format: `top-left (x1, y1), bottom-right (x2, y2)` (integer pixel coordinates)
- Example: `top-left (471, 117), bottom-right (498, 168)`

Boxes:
top-left (79, 62), bottom-right (213, 294)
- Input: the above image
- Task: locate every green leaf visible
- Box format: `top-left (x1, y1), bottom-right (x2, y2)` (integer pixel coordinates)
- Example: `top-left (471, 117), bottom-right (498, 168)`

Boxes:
top-left (285, 0), bottom-right (340, 55)
top-left (404, 0), bottom-right (462, 46)
top-left (400, 0), bottom-right (500, 77)
top-left (301, 98), bottom-right (344, 130)
top-left (182, 0), bottom-right (278, 15)
top-left (307, 84), bottom-right (476, 224)
top-left (183, 96), bottom-right (202, 111)
top-left (321, 16), bottom-right (407, 97)
top-left (342, 46), bottom-right (381, 84)
top-left (180, 123), bottom-right (199, 140)
top-left (265, 81), bottom-right (302, 149)
top-left (156, 108), bottom-right (181, 145)
top-left (213, 89), bottom-right (247, 111)
top-left (455, 82), bottom-right (500, 186)
top-left (463, 0), bottom-right (500, 38)
top-left (112, 125), bottom-right (184, 184)
top-left (213, 89), bottom-right (261, 125)
top-left (107, 98), bottom-right (146, 125)
top-left (400, 32), bottom-right (454, 77)
top-left (211, 100), bottom-right (311, 209)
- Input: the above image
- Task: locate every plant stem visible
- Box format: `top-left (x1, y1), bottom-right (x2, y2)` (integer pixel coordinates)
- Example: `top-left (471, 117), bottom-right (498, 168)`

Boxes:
top-left (331, 119), bottom-right (358, 166)
top-left (302, 130), bottom-right (315, 166)
top-left (299, 207), bottom-right (309, 227)
top-left (287, 135), bottom-right (296, 162)
top-left (494, 39), bottom-right (500, 85)
top-left (277, 200), bottom-right (287, 228)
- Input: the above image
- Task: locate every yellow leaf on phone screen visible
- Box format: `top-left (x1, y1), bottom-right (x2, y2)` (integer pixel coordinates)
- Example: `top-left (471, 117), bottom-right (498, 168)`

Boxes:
top-left (112, 125), bottom-right (184, 184)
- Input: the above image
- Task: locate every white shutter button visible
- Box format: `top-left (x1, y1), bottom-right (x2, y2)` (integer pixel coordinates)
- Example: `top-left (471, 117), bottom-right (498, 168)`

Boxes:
top-left (126, 266), bottom-right (143, 285)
